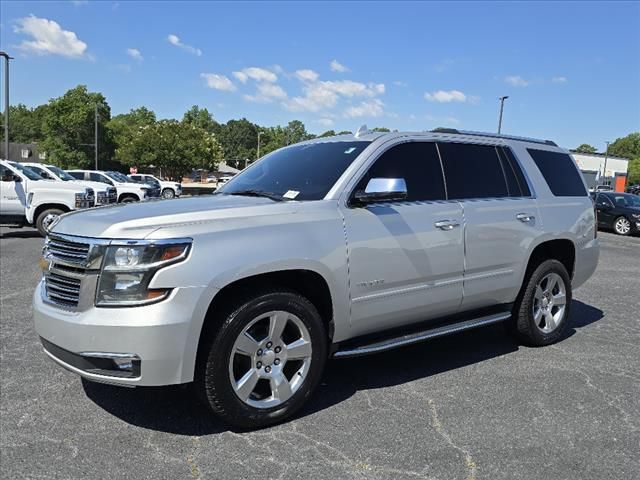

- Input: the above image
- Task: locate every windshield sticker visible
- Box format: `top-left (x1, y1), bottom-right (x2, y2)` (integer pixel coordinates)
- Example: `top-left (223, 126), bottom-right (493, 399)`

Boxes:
top-left (283, 190), bottom-right (300, 199)
top-left (344, 147), bottom-right (357, 154)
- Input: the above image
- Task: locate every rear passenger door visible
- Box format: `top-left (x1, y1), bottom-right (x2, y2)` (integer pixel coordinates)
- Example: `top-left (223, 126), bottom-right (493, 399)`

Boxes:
top-left (437, 142), bottom-right (541, 310)
top-left (341, 141), bottom-right (464, 337)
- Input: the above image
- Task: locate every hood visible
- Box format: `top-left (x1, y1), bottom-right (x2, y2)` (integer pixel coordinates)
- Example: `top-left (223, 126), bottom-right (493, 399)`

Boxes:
top-left (52, 194), bottom-right (299, 239)
top-left (27, 179), bottom-right (89, 194)
top-left (69, 180), bottom-right (114, 192)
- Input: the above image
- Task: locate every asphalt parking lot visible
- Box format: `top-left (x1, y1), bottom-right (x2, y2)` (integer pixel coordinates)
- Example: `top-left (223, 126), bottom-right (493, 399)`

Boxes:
top-left (1, 229), bottom-right (638, 480)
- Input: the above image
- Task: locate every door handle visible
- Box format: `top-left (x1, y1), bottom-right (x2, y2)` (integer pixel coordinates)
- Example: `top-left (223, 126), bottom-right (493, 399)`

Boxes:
top-left (516, 213), bottom-right (535, 223)
top-left (434, 220), bottom-right (460, 230)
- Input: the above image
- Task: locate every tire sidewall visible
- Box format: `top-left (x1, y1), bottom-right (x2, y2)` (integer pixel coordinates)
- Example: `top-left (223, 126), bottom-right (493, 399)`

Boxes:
top-left (201, 291), bottom-right (327, 428)
top-left (36, 208), bottom-right (64, 237)
top-left (614, 216), bottom-right (631, 236)
top-left (162, 188), bottom-right (175, 199)
top-left (517, 259), bottom-right (572, 346)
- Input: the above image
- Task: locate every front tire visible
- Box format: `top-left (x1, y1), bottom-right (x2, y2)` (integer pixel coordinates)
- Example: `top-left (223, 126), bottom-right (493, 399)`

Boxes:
top-left (195, 289), bottom-right (327, 429)
top-left (35, 208), bottom-right (64, 237)
top-left (510, 259), bottom-right (572, 347)
top-left (119, 195), bottom-right (138, 203)
top-left (614, 216), bottom-right (631, 236)
top-left (162, 188), bottom-right (175, 199)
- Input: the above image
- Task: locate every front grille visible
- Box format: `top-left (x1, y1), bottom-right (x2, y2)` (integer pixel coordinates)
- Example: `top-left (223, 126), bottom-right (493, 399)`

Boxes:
top-left (45, 236), bottom-right (91, 265)
top-left (45, 270), bottom-right (81, 307)
top-left (96, 191), bottom-right (108, 205)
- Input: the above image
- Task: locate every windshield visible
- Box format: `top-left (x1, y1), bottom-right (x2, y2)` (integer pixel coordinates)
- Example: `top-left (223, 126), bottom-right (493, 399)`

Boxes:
top-left (609, 193), bottom-right (640, 207)
top-left (105, 171), bottom-right (131, 183)
top-left (220, 141), bottom-right (370, 201)
top-left (9, 162), bottom-right (45, 181)
top-left (47, 165), bottom-right (76, 181)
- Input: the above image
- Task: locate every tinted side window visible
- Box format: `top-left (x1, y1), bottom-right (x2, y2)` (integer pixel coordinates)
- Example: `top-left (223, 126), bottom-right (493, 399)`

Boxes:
top-left (527, 149), bottom-right (587, 197)
top-left (89, 172), bottom-right (107, 184)
top-left (67, 171), bottom-right (84, 180)
top-left (438, 142), bottom-right (508, 199)
top-left (355, 142), bottom-right (446, 202)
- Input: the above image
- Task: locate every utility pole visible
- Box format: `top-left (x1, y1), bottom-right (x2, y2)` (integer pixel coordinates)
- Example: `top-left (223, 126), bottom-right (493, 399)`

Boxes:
top-left (94, 104), bottom-right (98, 170)
top-left (497, 96), bottom-right (509, 134)
top-left (0, 51), bottom-right (13, 160)
top-left (257, 131), bottom-right (263, 160)
top-left (602, 141), bottom-right (610, 187)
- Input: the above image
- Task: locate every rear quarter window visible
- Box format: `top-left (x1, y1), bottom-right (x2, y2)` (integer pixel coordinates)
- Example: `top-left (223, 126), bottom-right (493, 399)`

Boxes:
top-left (527, 149), bottom-right (587, 197)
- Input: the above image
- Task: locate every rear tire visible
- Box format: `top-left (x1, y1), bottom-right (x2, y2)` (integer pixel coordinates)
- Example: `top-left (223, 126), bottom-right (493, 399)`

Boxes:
top-left (119, 195), bottom-right (137, 203)
top-left (35, 208), bottom-right (64, 237)
top-left (509, 259), bottom-right (572, 347)
top-left (195, 289), bottom-right (327, 429)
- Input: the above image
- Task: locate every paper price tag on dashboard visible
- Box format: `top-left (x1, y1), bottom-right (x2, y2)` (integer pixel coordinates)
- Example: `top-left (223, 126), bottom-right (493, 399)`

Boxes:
top-left (283, 190), bottom-right (300, 199)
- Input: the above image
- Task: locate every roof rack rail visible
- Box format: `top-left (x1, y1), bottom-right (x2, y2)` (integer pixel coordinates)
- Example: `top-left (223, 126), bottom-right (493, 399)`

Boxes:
top-left (429, 128), bottom-right (557, 147)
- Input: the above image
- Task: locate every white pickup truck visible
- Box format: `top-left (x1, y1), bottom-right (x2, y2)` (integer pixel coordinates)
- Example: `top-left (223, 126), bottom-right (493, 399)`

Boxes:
top-left (67, 170), bottom-right (150, 203)
top-left (0, 160), bottom-right (94, 236)
top-left (22, 162), bottom-right (117, 206)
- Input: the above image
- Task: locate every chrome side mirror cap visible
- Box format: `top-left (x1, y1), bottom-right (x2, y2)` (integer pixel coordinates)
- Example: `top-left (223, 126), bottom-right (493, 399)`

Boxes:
top-left (353, 178), bottom-right (408, 205)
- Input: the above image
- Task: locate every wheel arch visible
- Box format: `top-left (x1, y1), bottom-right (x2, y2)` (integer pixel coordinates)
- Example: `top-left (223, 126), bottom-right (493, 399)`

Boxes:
top-left (522, 238), bottom-right (576, 285)
top-left (31, 203), bottom-right (70, 225)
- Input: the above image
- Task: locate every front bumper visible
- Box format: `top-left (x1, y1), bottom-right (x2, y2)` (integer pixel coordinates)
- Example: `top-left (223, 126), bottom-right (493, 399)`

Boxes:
top-left (33, 280), bottom-right (208, 386)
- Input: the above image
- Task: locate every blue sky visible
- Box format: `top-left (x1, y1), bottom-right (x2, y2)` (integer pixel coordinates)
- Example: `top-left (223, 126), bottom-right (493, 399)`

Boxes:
top-left (1, 0), bottom-right (639, 149)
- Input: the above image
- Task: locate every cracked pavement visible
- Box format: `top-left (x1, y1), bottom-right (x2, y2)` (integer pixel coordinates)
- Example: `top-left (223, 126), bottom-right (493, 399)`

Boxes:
top-left (1, 228), bottom-right (639, 479)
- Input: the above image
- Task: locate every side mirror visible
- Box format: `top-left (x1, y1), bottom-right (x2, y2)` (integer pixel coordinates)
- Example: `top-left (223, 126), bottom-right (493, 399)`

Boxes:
top-left (354, 178), bottom-right (408, 205)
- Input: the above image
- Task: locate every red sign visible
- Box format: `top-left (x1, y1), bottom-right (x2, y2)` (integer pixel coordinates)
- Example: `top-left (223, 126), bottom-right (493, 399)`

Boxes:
top-left (130, 167), bottom-right (138, 174)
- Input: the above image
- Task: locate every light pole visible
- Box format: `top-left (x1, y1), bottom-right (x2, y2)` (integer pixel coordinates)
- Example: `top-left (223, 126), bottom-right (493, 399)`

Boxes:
top-left (602, 141), bottom-right (610, 187)
top-left (0, 51), bottom-right (13, 160)
top-left (497, 96), bottom-right (509, 134)
top-left (257, 131), bottom-right (263, 160)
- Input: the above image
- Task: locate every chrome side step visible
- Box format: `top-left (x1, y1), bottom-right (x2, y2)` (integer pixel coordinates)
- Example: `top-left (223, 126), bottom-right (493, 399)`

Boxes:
top-left (333, 311), bottom-right (511, 358)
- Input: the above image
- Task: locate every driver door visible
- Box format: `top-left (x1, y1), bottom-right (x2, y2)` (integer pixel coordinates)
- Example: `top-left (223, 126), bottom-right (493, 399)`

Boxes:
top-left (0, 164), bottom-right (27, 216)
top-left (339, 141), bottom-right (464, 337)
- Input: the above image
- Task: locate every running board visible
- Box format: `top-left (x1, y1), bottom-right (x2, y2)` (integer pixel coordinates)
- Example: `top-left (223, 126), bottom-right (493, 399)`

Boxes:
top-left (333, 311), bottom-right (511, 358)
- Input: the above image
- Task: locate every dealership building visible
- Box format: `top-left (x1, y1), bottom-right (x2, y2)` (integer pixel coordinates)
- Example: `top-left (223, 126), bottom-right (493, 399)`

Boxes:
top-left (571, 151), bottom-right (630, 192)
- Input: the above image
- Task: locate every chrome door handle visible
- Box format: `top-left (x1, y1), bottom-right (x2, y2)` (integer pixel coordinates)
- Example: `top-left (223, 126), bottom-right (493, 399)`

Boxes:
top-left (434, 220), bottom-right (460, 230)
top-left (516, 213), bottom-right (535, 223)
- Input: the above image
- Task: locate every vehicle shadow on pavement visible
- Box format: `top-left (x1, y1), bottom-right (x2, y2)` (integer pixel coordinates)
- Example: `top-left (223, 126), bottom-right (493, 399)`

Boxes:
top-left (82, 300), bottom-right (603, 434)
top-left (0, 229), bottom-right (41, 239)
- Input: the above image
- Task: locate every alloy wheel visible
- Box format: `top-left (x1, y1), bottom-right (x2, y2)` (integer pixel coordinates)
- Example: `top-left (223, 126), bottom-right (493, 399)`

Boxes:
top-left (228, 310), bottom-right (313, 408)
top-left (532, 272), bottom-right (567, 333)
top-left (615, 217), bottom-right (631, 235)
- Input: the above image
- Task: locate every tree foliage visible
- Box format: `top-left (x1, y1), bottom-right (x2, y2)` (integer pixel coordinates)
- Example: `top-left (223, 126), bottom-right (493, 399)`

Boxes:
top-left (1, 104), bottom-right (47, 143)
top-left (574, 143), bottom-right (598, 154)
top-left (39, 85), bottom-right (113, 169)
top-left (108, 107), bottom-right (157, 164)
top-left (116, 120), bottom-right (223, 180)
top-left (608, 132), bottom-right (640, 184)
top-left (182, 105), bottom-right (220, 134)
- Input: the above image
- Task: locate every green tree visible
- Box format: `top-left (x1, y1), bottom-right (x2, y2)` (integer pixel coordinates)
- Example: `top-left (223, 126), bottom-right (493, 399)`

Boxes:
top-left (337, 130), bottom-right (352, 135)
top-left (218, 118), bottom-right (259, 162)
top-left (0, 104), bottom-right (47, 143)
top-left (372, 127), bottom-right (391, 132)
top-left (39, 85), bottom-right (113, 169)
top-left (108, 107), bottom-right (156, 164)
top-left (574, 144), bottom-right (598, 154)
top-left (318, 130), bottom-right (337, 138)
top-left (608, 132), bottom-right (640, 185)
top-left (182, 105), bottom-right (220, 134)
top-left (283, 120), bottom-right (314, 145)
top-left (116, 120), bottom-right (223, 181)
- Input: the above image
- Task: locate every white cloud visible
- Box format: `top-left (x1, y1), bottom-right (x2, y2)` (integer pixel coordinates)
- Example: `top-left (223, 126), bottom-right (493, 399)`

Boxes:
top-left (235, 67), bottom-right (277, 83)
top-left (167, 34), bottom-right (202, 56)
top-left (126, 48), bottom-right (143, 61)
top-left (424, 90), bottom-right (469, 103)
top-left (295, 69), bottom-right (319, 82)
top-left (504, 75), bottom-right (529, 87)
top-left (244, 82), bottom-right (287, 103)
top-left (14, 15), bottom-right (88, 58)
top-left (330, 60), bottom-right (349, 72)
top-left (284, 80), bottom-right (386, 113)
top-left (552, 76), bottom-right (568, 84)
top-left (232, 71), bottom-right (248, 83)
top-left (344, 99), bottom-right (384, 118)
top-left (318, 118), bottom-right (334, 127)
top-left (200, 73), bottom-right (236, 91)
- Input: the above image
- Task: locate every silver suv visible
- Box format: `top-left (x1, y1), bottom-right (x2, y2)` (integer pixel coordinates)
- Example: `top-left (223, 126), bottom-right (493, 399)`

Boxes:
top-left (33, 128), bottom-right (599, 428)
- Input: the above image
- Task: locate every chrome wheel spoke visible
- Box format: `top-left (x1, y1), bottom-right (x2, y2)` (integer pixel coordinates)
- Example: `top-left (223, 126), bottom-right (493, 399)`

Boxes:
top-left (535, 285), bottom-right (544, 301)
top-left (271, 373), bottom-right (293, 402)
top-left (286, 338), bottom-right (312, 360)
top-left (268, 312), bottom-right (289, 344)
top-left (544, 311), bottom-right (556, 330)
top-left (533, 308), bottom-right (543, 326)
top-left (234, 369), bottom-right (259, 401)
top-left (553, 292), bottom-right (566, 306)
top-left (234, 332), bottom-right (259, 356)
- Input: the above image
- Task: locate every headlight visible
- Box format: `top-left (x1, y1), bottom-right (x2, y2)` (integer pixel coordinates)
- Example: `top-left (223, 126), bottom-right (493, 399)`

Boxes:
top-left (95, 239), bottom-right (192, 307)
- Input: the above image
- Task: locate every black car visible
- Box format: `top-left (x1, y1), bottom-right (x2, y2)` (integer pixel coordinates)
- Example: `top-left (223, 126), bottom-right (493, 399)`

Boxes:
top-left (591, 192), bottom-right (640, 236)
top-left (626, 184), bottom-right (640, 195)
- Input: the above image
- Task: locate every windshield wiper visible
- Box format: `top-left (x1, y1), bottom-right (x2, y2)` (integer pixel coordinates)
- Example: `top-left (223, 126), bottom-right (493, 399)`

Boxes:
top-left (226, 189), bottom-right (287, 202)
